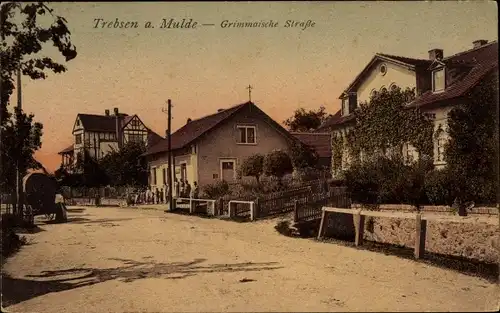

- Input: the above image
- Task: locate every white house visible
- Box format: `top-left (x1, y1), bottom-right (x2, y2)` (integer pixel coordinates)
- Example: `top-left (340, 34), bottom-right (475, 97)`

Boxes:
top-left (317, 39), bottom-right (498, 177)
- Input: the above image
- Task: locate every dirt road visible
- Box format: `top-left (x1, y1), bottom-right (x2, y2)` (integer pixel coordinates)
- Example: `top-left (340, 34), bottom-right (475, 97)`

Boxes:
top-left (2, 206), bottom-right (498, 312)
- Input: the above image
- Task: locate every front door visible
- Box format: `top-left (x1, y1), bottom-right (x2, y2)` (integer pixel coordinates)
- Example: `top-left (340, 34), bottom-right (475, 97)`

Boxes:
top-left (180, 163), bottom-right (187, 182)
top-left (220, 160), bottom-right (236, 182)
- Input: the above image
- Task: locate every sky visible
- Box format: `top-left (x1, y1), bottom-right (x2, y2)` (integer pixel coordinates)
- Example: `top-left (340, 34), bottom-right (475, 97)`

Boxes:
top-left (6, 1), bottom-right (498, 172)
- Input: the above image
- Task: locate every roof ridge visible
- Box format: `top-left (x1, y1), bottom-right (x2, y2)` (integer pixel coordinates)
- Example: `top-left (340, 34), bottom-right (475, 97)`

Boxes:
top-left (377, 52), bottom-right (430, 62)
top-left (185, 101), bottom-right (250, 123)
top-left (443, 40), bottom-right (498, 61)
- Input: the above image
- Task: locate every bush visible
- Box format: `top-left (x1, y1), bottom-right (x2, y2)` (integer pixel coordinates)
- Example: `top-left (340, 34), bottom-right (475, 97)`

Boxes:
top-left (239, 154), bottom-right (264, 184)
top-left (344, 161), bottom-right (380, 205)
top-left (263, 150), bottom-right (294, 183)
top-left (1, 213), bottom-right (28, 257)
top-left (424, 169), bottom-right (454, 205)
top-left (202, 180), bottom-right (230, 199)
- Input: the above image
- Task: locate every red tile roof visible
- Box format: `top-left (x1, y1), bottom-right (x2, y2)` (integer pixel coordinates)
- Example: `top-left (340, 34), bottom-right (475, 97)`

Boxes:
top-left (58, 145), bottom-right (74, 154)
top-left (316, 110), bottom-right (355, 130)
top-left (408, 41), bottom-right (498, 108)
top-left (291, 132), bottom-right (332, 158)
top-left (143, 102), bottom-right (249, 156)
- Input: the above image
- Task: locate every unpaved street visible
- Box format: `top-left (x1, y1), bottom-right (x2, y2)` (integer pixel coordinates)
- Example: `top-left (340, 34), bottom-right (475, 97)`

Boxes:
top-left (2, 206), bottom-right (499, 312)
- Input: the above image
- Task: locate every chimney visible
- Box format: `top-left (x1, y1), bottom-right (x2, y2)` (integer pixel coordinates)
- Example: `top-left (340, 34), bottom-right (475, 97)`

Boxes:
top-left (473, 40), bottom-right (488, 48)
top-left (428, 49), bottom-right (444, 61)
top-left (105, 109), bottom-right (110, 116)
top-left (186, 118), bottom-right (192, 124)
top-left (114, 108), bottom-right (121, 148)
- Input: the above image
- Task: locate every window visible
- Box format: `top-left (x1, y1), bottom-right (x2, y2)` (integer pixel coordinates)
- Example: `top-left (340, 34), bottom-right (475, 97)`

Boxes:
top-left (370, 89), bottom-right (378, 99)
top-left (76, 119), bottom-right (80, 126)
top-left (380, 86), bottom-right (388, 93)
top-left (432, 68), bottom-right (445, 92)
top-left (390, 84), bottom-right (398, 92)
top-left (405, 143), bottom-right (417, 164)
top-left (237, 126), bottom-right (256, 144)
top-left (342, 98), bottom-right (349, 115)
top-left (75, 134), bottom-right (82, 144)
top-left (152, 168), bottom-right (157, 185)
top-left (437, 136), bottom-right (447, 162)
top-left (131, 119), bottom-right (141, 128)
top-left (380, 64), bottom-right (387, 76)
top-left (128, 133), bottom-right (142, 143)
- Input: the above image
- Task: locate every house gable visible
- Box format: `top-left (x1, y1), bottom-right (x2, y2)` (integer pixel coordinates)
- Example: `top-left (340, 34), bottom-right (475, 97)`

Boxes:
top-left (72, 115), bottom-right (84, 134)
top-left (122, 115), bottom-right (148, 132)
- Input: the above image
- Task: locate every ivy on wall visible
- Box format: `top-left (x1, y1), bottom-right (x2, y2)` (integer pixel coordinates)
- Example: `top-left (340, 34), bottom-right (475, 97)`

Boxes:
top-left (331, 132), bottom-right (343, 174)
top-left (346, 87), bottom-right (434, 161)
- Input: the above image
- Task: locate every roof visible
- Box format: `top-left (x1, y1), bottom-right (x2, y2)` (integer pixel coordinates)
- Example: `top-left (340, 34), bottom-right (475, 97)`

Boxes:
top-left (291, 132), bottom-right (332, 158)
top-left (408, 41), bottom-right (498, 108)
top-left (143, 101), bottom-right (297, 157)
top-left (321, 40), bottom-right (498, 130)
top-left (58, 144), bottom-right (74, 154)
top-left (340, 54), bottom-right (432, 98)
top-left (75, 113), bottom-right (132, 132)
top-left (316, 110), bottom-right (355, 130)
top-left (143, 102), bottom-right (248, 156)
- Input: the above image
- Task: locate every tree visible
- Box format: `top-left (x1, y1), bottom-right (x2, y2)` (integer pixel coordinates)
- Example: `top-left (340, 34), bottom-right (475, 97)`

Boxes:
top-left (284, 106), bottom-right (331, 132)
top-left (99, 141), bottom-right (148, 186)
top-left (1, 2), bottom-right (77, 212)
top-left (239, 154), bottom-right (264, 184)
top-left (445, 71), bottom-right (498, 205)
top-left (263, 150), bottom-right (293, 185)
top-left (289, 140), bottom-right (319, 170)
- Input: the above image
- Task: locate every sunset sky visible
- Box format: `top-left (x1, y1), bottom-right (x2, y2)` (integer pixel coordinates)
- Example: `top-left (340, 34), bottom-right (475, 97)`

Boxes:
top-left (7, 1), bottom-right (498, 172)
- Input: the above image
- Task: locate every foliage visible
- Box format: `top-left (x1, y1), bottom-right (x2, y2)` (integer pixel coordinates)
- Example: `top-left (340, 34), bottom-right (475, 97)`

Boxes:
top-left (331, 133), bottom-right (343, 174)
top-left (0, 107), bottom-right (43, 193)
top-left (99, 141), bottom-right (148, 187)
top-left (284, 106), bottom-right (331, 132)
top-left (347, 87), bottom-right (434, 160)
top-left (289, 140), bottom-right (319, 170)
top-left (239, 154), bottom-right (264, 184)
top-left (75, 150), bottom-right (108, 187)
top-left (424, 169), bottom-right (454, 206)
top-left (444, 71), bottom-right (498, 204)
top-left (344, 156), bottom-right (433, 208)
top-left (0, 2), bottom-right (77, 197)
top-left (263, 150), bottom-right (294, 183)
top-left (202, 180), bottom-right (230, 199)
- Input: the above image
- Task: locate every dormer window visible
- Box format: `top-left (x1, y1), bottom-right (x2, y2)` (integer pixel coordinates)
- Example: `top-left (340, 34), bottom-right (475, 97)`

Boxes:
top-left (341, 98), bottom-right (349, 116)
top-left (432, 68), bottom-right (445, 92)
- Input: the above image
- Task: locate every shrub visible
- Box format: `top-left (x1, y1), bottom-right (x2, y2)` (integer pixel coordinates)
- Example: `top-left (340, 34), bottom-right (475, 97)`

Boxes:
top-left (344, 161), bottom-right (380, 204)
top-left (202, 180), bottom-right (230, 199)
top-left (424, 169), bottom-right (454, 205)
top-left (1, 213), bottom-right (28, 257)
top-left (239, 154), bottom-right (264, 184)
top-left (263, 150), bottom-right (294, 183)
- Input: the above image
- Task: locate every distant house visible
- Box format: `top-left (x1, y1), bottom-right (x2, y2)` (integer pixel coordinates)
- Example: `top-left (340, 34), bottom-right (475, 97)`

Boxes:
top-left (291, 132), bottom-right (332, 170)
top-left (142, 101), bottom-right (299, 190)
top-left (317, 39), bottom-right (498, 177)
top-left (58, 108), bottom-right (163, 170)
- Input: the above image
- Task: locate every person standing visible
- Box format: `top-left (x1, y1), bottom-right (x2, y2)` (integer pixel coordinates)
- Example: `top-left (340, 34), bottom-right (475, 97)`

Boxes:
top-left (185, 180), bottom-right (192, 199)
top-left (174, 178), bottom-right (180, 198)
top-left (190, 181), bottom-right (199, 199)
top-left (179, 179), bottom-right (185, 198)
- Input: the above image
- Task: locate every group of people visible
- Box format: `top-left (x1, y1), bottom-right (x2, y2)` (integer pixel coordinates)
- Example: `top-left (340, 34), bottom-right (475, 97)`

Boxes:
top-left (130, 178), bottom-right (199, 205)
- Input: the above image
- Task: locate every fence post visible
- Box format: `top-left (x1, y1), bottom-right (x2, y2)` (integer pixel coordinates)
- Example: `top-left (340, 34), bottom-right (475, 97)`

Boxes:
top-left (317, 208), bottom-right (327, 240)
top-left (293, 200), bottom-right (299, 223)
top-left (189, 199), bottom-right (194, 214)
top-left (354, 210), bottom-right (365, 246)
top-left (255, 197), bottom-right (260, 219)
top-left (250, 202), bottom-right (255, 221)
top-left (414, 213), bottom-right (427, 259)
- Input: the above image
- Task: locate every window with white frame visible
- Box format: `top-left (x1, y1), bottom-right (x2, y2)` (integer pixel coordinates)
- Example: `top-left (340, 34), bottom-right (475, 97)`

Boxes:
top-left (342, 98), bottom-right (349, 115)
top-left (432, 68), bottom-right (445, 92)
top-left (237, 125), bottom-right (256, 144)
top-left (128, 133), bottom-right (143, 143)
top-left (75, 134), bottom-right (82, 144)
top-left (405, 143), bottom-right (417, 164)
top-left (437, 135), bottom-right (447, 162)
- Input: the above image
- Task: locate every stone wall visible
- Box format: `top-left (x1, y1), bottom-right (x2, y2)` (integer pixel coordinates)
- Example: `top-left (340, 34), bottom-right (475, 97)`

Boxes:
top-left (363, 215), bottom-right (499, 264)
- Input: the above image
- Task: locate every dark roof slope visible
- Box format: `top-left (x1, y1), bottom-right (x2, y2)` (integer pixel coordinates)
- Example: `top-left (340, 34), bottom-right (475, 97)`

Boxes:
top-left (377, 53), bottom-right (433, 67)
top-left (292, 132), bottom-right (332, 158)
top-left (76, 113), bottom-right (133, 132)
top-left (58, 144), bottom-right (74, 154)
top-left (409, 41), bottom-right (498, 108)
top-left (143, 102), bottom-right (249, 156)
top-left (316, 110), bottom-right (355, 130)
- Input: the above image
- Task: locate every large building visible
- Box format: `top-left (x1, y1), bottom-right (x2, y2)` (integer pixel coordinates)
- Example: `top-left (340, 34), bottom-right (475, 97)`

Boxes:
top-left (58, 108), bottom-right (163, 170)
top-left (317, 39), bottom-right (498, 177)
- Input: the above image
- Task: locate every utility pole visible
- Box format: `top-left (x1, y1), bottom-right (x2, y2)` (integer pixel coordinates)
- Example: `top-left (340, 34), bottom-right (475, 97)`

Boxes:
top-left (162, 100), bottom-right (173, 211)
top-left (15, 67), bottom-right (23, 217)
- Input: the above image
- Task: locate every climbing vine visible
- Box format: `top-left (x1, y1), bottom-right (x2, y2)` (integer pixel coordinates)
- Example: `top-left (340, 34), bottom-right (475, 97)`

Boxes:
top-left (331, 132), bottom-right (343, 174)
top-left (346, 87), bottom-right (434, 161)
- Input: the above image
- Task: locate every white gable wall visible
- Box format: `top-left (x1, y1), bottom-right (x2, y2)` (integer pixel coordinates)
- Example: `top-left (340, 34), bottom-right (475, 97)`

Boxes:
top-left (355, 61), bottom-right (417, 104)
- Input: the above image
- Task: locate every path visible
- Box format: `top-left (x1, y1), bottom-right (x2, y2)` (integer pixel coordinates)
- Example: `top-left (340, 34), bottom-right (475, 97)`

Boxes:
top-left (2, 206), bottom-right (498, 312)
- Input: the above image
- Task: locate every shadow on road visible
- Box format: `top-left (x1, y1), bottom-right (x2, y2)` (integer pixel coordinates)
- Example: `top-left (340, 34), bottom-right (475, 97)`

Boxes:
top-left (2, 258), bottom-right (282, 307)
